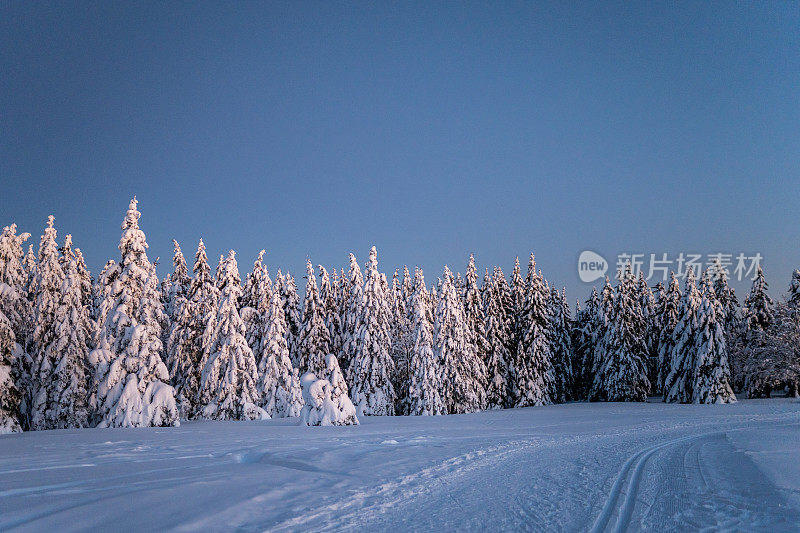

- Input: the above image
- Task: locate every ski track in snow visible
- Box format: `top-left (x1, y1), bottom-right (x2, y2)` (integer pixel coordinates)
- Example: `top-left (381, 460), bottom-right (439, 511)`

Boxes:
top-left (0, 399), bottom-right (799, 532)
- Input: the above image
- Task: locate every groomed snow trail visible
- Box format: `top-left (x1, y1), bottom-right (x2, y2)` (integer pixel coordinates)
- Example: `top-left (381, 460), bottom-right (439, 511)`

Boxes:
top-left (0, 400), bottom-right (798, 532)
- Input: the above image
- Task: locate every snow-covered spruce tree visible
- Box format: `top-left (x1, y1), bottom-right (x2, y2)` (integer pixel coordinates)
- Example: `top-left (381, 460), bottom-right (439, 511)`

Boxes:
top-left (588, 277), bottom-right (615, 401)
top-left (28, 216), bottom-right (66, 430)
top-left (339, 254), bottom-right (364, 381)
top-left (324, 354), bottom-right (358, 425)
top-left (789, 269), bottom-right (800, 315)
top-left (692, 274), bottom-right (736, 404)
top-left (636, 273), bottom-right (659, 394)
top-left (170, 239), bottom-right (219, 419)
top-left (0, 289), bottom-right (22, 433)
top-left (282, 272), bottom-right (303, 369)
top-left (161, 240), bottom-right (190, 322)
top-left (349, 247), bottom-right (395, 416)
top-left (571, 288), bottom-right (599, 401)
top-left (596, 266), bottom-right (650, 402)
top-left (548, 287), bottom-right (573, 403)
top-left (408, 268), bottom-right (446, 415)
top-left (240, 250), bottom-right (270, 355)
top-left (435, 266), bottom-right (486, 414)
top-left (741, 302), bottom-right (800, 398)
top-left (0, 224), bottom-right (32, 427)
top-left (514, 255), bottom-right (553, 407)
top-left (199, 251), bottom-right (265, 421)
top-left (483, 268), bottom-right (512, 409)
top-left (655, 273), bottom-right (681, 396)
top-left (257, 288), bottom-right (299, 418)
top-left (663, 269), bottom-right (702, 404)
top-left (298, 260), bottom-right (331, 376)
top-left (389, 269), bottom-right (412, 415)
top-left (464, 255), bottom-right (490, 369)
top-left (402, 266), bottom-right (413, 310)
top-left (90, 198), bottom-right (178, 427)
top-left (44, 234), bottom-right (92, 429)
top-left (743, 266), bottom-right (773, 336)
top-left (319, 265), bottom-right (343, 360)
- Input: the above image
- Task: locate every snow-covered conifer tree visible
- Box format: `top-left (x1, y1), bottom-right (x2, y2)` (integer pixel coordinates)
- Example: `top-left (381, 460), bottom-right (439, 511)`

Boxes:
top-left (340, 254), bottom-right (363, 380)
top-left (548, 287), bottom-right (573, 403)
top-left (0, 288), bottom-right (22, 433)
top-left (664, 269), bottom-right (702, 403)
top-left (44, 234), bottom-right (92, 428)
top-left (389, 269), bottom-right (412, 415)
top-left (90, 198), bottom-right (178, 427)
top-left (464, 255), bottom-right (490, 368)
top-left (240, 250), bottom-right (270, 354)
top-left (435, 266), bottom-right (486, 413)
top-left (655, 273), bottom-right (681, 395)
top-left (595, 266), bottom-right (649, 402)
top-left (319, 265), bottom-right (343, 359)
top-left (282, 272), bottom-right (302, 369)
top-left (789, 269), bottom-right (800, 314)
top-left (636, 273), bottom-right (658, 393)
top-left (199, 251), bottom-right (265, 421)
top-left (572, 288), bottom-right (599, 400)
top-left (408, 268), bottom-right (445, 415)
top-left (28, 216), bottom-right (66, 430)
top-left (324, 353), bottom-right (358, 425)
top-left (741, 302), bottom-right (800, 398)
top-left (257, 288), bottom-right (298, 418)
top-left (483, 268), bottom-right (512, 408)
top-left (743, 266), bottom-right (773, 335)
top-left (349, 247), bottom-right (395, 416)
top-left (588, 278), bottom-right (615, 401)
top-left (161, 240), bottom-right (190, 321)
top-left (692, 275), bottom-right (736, 404)
top-left (514, 255), bottom-right (553, 407)
top-left (298, 260), bottom-right (331, 376)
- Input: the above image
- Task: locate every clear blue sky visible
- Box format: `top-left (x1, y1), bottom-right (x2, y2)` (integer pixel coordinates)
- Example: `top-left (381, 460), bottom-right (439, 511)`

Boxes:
top-left (2, 1), bottom-right (798, 301)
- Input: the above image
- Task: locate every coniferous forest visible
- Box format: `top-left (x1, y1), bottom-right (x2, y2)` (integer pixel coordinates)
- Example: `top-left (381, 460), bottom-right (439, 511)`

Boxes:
top-left (1, 197), bottom-right (798, 433)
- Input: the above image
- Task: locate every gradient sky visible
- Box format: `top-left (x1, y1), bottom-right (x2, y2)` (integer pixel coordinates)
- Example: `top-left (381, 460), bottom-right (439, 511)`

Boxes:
top-left (2, 1), bottom-right (798, 301)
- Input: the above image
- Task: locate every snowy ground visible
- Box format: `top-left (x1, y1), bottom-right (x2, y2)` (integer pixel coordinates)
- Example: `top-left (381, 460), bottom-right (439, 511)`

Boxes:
top-left (1, 399), bottom-right (799, 532)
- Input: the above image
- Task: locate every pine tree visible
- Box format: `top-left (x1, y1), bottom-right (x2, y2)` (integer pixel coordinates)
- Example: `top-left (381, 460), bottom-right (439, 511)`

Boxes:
top-left (435, 266), bottom-right (486, 414)
top-left (349, 247), bottom-right (395, 416)
top-left (319, 265), bottom-right (343, 359)
top-left (596, 266), bottom-right (650, 402)
top-left (257, 288), bottom-right (298, 418)
top-left (789, 269), bottom-right (800, 313)
top-left (514, 255), bottom-right (553, 407)
top-left (282, 272), bottom-right (302, 369)
top-left (655, 273), bottom-right (681, 395)
top-left (324, 354), bottom-right (358, 425)
top-left (692, 274), bottom-right (736, 404)
top-left (340, 254), bottom-right (364, 380)
top-left (298, 260), bottom-right (331, 376)
top-left (741, 302), bottom-right (800, 398)
top-left (483, 268), bottom-right (512, 408)
top-left (241, 250), bottom-right (271, 356)
top-left (464, 255), bottom-right (490, 369)
top-left (589, 278), bottom-right (615, 400)
top-left (743, 266), bottom-right (773, 335)
top-left (199, 250), bottom-right (265, 420)
top-left (161, 240), bottom-right (190, 321)
top-left (28, 216), bottom-right (66, 430)
top-left (389, 269), bottom-right (412, 415)
top-left (408, 268), bottom-right (445, 415)
top-left (0, 224), bottom-right (32, 428)
top-left (44, 234), bottom-right (92, 428)
top-left (664, 269), bottom-right (702, 404)
top-left (90, 198), bottom-right (178, 427)
top-left (0, 287), bottom-right (22, 433)
top-left (636, 273), bottom-right (658, 394)
top-left (548, 287), bottom-right (573, 403)
top-left (572, 288), bottom-right (599, 401)
top-left (166, 239), bottom-right (217, 419)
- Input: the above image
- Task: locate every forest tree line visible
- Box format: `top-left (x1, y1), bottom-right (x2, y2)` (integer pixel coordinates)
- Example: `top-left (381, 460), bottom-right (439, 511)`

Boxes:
top-left (1, 197), bottom-right (798, 433)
